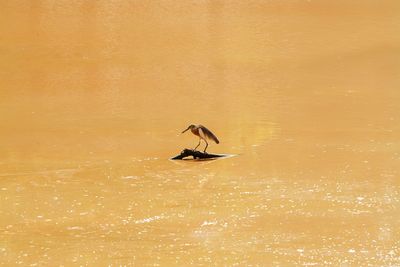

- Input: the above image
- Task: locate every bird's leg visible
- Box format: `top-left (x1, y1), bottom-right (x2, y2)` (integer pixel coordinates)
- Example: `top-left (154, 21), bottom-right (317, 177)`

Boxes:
top-left (194, 139), bottom-right (201, 151)
top-left (203, 140), bottom-right (208, 153)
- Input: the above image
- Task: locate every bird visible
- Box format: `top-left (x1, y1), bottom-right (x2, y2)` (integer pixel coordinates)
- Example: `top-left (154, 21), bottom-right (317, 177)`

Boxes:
top-left (181, 124), bottom-right (220, 153)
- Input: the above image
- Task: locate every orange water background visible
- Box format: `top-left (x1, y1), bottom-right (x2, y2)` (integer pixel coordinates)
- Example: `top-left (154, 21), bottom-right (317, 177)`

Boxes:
top-left (1, 1), bottom-right (400, 266)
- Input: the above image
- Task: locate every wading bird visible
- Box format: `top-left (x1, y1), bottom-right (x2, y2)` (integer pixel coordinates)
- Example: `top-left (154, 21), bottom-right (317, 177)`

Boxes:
top-left (181, 124), bottom-right (220, 153)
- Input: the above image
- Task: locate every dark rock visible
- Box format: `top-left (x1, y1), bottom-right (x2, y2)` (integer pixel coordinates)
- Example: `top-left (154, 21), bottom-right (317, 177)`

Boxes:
top-left (171, 149), bottom-right (224, 160)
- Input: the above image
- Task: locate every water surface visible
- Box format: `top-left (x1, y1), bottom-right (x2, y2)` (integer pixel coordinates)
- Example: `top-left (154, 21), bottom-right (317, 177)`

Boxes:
top-left (1, 1), bottom-right (400, 266)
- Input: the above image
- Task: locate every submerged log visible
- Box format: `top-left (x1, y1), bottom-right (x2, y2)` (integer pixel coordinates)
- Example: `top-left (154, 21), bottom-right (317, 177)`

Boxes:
top-left (171, 149), bottom-right (225, 160)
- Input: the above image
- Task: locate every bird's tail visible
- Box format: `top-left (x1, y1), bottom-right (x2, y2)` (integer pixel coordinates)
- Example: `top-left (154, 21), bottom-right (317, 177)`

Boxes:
top-left (202, 127), bottom-right (219, 144)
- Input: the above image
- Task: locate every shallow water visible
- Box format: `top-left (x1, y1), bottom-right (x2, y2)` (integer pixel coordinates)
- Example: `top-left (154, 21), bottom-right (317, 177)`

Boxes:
top-left (1, 1), bottom-right (400, 266)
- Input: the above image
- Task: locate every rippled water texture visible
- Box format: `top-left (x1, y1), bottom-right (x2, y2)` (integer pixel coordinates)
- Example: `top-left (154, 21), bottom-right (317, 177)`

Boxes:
top-left (1, 1), bottom-right (400, 266)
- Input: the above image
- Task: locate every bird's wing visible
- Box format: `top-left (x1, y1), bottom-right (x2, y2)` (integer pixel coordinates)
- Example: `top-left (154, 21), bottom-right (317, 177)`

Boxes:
top-left (199, 125), bottom-right (220, 144)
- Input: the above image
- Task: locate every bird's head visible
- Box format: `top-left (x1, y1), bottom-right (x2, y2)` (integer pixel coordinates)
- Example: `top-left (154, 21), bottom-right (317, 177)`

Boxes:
top-left (181, 124), bottom-right (195, 134)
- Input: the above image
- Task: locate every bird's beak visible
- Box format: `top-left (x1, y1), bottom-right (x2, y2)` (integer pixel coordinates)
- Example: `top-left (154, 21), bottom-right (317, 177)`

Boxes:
top-left (181, 126), bottom-right (190, 134)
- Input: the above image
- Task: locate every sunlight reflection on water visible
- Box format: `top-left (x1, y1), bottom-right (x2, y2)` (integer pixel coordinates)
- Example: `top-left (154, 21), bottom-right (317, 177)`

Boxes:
top-left (1, 0), bottom-right (400, 266)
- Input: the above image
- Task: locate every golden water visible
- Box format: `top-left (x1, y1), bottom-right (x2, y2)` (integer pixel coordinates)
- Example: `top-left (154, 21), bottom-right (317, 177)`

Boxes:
top-left (1, 1), bottom-right (400, 266)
